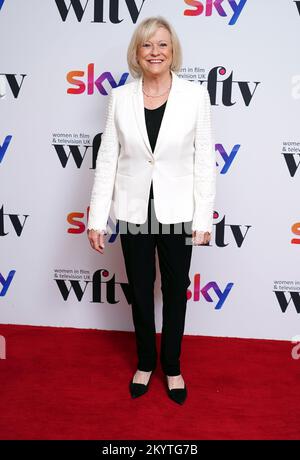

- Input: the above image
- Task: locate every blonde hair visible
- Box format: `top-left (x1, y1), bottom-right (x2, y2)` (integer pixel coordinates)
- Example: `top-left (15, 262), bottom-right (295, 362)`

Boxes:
top-left (127, 16), bottom-right (182, 79)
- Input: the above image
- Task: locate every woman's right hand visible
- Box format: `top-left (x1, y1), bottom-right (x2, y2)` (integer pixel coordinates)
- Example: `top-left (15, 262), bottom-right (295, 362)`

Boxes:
top-left (87, 229), bottom-right (106, 254)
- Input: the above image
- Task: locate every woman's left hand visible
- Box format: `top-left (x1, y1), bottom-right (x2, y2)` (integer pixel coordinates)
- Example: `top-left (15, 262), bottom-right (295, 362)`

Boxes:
top-left (192, 230), bottom-right (211, 245)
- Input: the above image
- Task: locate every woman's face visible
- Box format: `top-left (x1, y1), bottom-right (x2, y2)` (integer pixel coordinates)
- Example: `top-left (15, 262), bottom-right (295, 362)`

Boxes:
top-left (137, 27), bottom-right (173, 78)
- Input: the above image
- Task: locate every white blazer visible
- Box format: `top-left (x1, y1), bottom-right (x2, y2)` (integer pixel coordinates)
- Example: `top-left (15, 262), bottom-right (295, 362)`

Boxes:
top-left (87, 70), bottom-right (216, 233)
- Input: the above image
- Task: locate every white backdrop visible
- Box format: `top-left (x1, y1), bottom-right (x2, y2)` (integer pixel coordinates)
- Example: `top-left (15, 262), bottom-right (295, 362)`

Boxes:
top-left (1, 0), bottom-right (299, 340)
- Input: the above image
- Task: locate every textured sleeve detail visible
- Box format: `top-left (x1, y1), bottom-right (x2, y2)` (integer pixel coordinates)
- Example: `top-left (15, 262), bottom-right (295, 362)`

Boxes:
top-left (87, 90), bottom-right (120, 232)
top-left (191, 86), bottom-right (217, 233)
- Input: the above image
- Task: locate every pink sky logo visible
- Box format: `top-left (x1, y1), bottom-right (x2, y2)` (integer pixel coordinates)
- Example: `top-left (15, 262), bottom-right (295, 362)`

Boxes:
top-left (67, 64), bottom-right (129, 95)
top-left (187, 274), bottom-right (233, 309)
top-left (184, 0), bottom-right (248, 25)
top-left (0, 135), bottom-right (12, 163)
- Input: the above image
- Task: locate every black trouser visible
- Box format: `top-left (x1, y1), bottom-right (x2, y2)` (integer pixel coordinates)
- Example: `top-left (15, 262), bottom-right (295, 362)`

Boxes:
top-left (119, 181), bottom-right (193, 376)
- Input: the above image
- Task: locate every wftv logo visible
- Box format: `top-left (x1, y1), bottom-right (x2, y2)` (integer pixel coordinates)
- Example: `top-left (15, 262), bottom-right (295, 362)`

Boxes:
top-left (183, 0), bottom-right (248, 25)
top-left (52, 132), bottom-right (102, 168)
top-left (54, 268), bottom-right (232, 310)
top-left (213, 212), bottom-right (251, 247)
top-left (0, 73), bottom-right (26, 99)
top-left (202, 66), bottom-right (260, 106)
top-left (55, 0), bottom-right (146, 23)
top-left (0, 205), bottom-right (29, 236)
top-left (67, 65), bottom-right (129, 95)
top-left (281, 142), bottom-right (300, 177)
top-left (274, 280), bottom-right (300, 313)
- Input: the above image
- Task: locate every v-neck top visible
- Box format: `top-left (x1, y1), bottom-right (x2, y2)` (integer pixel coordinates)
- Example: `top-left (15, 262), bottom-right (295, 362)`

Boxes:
top-left (144, 100), bottom-right (167, 153)
top-left (144, 100), bottom-right (167, 201)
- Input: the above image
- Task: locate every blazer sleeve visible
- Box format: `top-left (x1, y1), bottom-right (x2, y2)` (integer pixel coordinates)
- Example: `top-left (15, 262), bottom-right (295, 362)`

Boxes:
top-left (87, 89), bottom-right (120, 233)
top-left (191, 86), bottom-right (216, 233)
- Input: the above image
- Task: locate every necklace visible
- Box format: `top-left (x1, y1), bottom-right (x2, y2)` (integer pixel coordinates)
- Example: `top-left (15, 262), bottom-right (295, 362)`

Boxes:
top-left (142, 81), bottom-right (172, 98)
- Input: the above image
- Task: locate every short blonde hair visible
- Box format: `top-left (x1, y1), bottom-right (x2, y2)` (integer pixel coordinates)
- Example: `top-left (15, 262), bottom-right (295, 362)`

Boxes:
top-left (127, 16), bottom-right (182, 79)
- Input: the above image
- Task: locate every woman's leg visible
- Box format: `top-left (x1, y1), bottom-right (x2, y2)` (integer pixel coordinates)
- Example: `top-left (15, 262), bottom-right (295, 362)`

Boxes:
top-left (120, 218), bottom-right (157, 372)
top-left (120, 182), bottom-right (158, 371)
top-left (156, 222), bottom-right (193, 376)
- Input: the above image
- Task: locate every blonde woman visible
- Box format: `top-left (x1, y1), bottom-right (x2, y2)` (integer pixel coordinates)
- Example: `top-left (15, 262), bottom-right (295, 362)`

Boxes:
top-left (87, 16), bottom-right (216, 405)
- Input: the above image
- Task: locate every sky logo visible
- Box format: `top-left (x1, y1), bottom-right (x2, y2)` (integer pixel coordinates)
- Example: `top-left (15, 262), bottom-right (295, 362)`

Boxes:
top-left (184, 0), bottom-right (248, 25)
top-left (216, 144), bottom-right (240, 174)
top-left (187, 274), bottom-right (234, 309)
top-left (68, 209), bottom-right (119, 243)
top-left (67, 65), bottom-right (129, 95)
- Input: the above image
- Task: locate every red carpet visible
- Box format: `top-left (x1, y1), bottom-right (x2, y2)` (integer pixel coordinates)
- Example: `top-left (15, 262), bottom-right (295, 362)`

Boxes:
top-left (0, 323), bottom-right (299, 440)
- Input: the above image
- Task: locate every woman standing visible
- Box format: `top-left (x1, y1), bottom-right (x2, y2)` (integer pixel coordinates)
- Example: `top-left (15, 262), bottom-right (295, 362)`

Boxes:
top-left (87, 17), bottom-right (216, 405)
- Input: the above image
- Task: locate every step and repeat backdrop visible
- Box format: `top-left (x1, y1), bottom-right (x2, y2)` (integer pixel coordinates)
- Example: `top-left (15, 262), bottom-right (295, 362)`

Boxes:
top-left (1, 0), bottom-right (299, 340)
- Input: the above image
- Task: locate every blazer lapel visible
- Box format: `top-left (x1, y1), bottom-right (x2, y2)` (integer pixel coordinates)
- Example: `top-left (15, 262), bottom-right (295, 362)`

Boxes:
top-left (153, 71), bottom-right (183, 156)
top-left (133, 76), bottom-right (152, 155)
top-left (132, 70), bottom-right (184, 157)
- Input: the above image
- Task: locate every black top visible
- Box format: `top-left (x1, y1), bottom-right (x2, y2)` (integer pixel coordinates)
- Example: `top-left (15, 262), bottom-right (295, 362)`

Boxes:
top-left (144, 100), bottom-right (167, 153)
top-left (144, 100), bottom-right (167, 201)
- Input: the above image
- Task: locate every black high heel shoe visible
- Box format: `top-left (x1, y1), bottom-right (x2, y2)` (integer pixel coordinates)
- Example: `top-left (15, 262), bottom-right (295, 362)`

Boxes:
top-left (166, 377), bottom-right (187, 405)
top-left (129, 370), bottom-right (153, 399)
